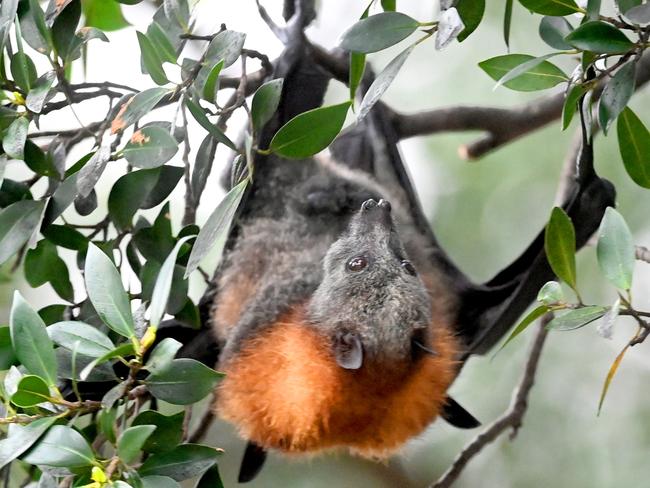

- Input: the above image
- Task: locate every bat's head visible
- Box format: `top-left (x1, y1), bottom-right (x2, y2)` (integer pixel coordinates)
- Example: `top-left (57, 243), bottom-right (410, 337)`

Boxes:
top-left (308, 199), bottom-right (432, 370)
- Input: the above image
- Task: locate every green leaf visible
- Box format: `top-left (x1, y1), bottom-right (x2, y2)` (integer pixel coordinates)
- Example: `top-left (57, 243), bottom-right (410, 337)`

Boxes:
top-left (271, 102), bottom-right (351, 158)
top-left (349, 52), bottom-right (366, 101)
top-left (494, 52), bottom-right (564, 89)
top-left (48, 321), bottom-right (115, 357)
top-left (251, 79), bottom-right (283, 132)
top-left (108, 167), bottom-right (166, 229)
top-left (565, 21), bottom-right (635, 54)
top-left (587, 0), bottom-right (601, 19)
top-left (149, 236), bottom-right (194, 328)
top-left (139, 444), bottom-right (220, 480)
top-left (617, 107), bottom-right (650, 189)
top-left (21, 425), bottom-right (95, 468)
top-left (596, 207), bottom-right (635, 290)
top-left (10, 291), bottom-right (58, 385)
top-left (118, 425), bottom-right (157, 464)
top-left (76, 146), bottom-right (111, 198)
top-left (112, 88), bottom-right (169, 133)
top-left (141, 165), bottom-right (184, 209)
top-left (85, 243), bottom-right (135, 338)
top-left (137, 31), bottom-right (169, 85)
top-left (0, 417), bottom-right (56, 469)
top-left (65, 26), bottom-right (109, 62)
top-left (185, 179), bottom-right (247, 277)
top-left (624, 3), bottom-right (650, 23)
top-left (518, 0), bottom-right (581, 16)
top-left (0, 326), bottom-right (17, 370)
top-left (185, 97), bottom-right (237, 151)
top-left (496, 305), bottom-right (548, 353)
top-left (381, 0), bottom-right (396, 10)
top-left (547, 306), bottom-right (608, 330)
top-left (123, 126), bottom-right (179, 168)
top-left (202, 60), bottom-right (224, 104)
top-left (147, 21), bottom-right (177, 65)
top-left (80, 342), bottom-right (135, 380)
top-left (539, 16), bottom-right (574, 50)
top-left (544, 207), bottom-right (577, 290)
top-left (145, 338), bottom-right (182, 375)
top-left (26, 70), bottom-right (56, 114)
top-left (57, 347), bottom-right (117, 382)
top-left (10, 52), bottom-right (37, 92)
top-left (203, 30), bottom-right (246, 68)
top-left (11, 374), bottom-right (51, 407)
top-left (339, 12), bottom-right (419, 53)
top-left (479, 54), bottom-right (567, 92)
top-left (191, 134), bottom-right (217, 201)
top-left (4, 116), bottom-right (30, 160)
top-left (598, 61), bottom-right (635, 135)
top-left (133, 410), bottom-right (184, 453)
top-left (141, 476), bottom-right (181, 488)
top-left (537, 281), bottom-right (564, 305)
top-left (562, 83), bottom-right (587, 130)
top-left (163, 0), bottom-right (190, 30)
top-left (146, 358), bottom-right (223, 405)
top-left (456, 0), bottom-right (485, 42)
top-left (616, 0), bottom-right (642, 14)
top-left (597, 298), bottom-right (620, 339)
top-left (196, 465), bottom-right (224, 488)
top-left (503, 0), bottom-right (513, 48)
top-left (24, 239), bottom-right (74, 301)
top-left (0, 200), bottom-right (44, 265)
top-left (358, 45), bottom-right (414, 120)
top-left (51, 0), bottom-right (81, 61)
top-left (82, 0), bottom-right (129, 32)
top-left (597, 343), bottom-right (629, 414)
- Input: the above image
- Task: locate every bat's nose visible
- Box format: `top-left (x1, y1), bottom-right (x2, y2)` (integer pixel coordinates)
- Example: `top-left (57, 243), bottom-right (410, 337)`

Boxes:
top-left (361, 198), bottom-right (392, 213)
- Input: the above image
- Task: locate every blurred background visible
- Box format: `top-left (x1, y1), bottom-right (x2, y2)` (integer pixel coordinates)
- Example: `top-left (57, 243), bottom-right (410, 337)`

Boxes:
top-left (2, 1), bottom-right (650, 487)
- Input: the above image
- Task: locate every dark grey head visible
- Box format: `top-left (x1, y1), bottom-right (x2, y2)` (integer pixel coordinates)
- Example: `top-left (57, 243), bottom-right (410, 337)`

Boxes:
top-left (308, 199), bottom-right (433, 369)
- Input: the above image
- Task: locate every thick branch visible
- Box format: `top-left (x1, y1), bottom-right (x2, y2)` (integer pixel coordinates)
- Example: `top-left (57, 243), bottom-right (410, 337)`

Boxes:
top-left (392, 51), bottom-right (650, 159)
top-left (431, 320), bottom-right (549, 488)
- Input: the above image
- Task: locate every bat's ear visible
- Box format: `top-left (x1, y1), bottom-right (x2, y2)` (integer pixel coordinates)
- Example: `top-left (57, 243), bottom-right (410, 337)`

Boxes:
top-left (238, 441), bottom-right (267, 483)
top-left (441, 397), bottom-right (481, 429)
top-left (333, 331), bottom-right (363, 370)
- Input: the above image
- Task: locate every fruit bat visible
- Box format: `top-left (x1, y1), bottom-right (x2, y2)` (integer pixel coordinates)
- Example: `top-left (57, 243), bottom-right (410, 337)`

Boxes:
top-left (165, 5), bottom-right (615, 483)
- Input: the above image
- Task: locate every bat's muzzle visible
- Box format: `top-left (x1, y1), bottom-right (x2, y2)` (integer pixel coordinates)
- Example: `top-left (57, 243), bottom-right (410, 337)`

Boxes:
top-left (358, 199), bottom-right (393, 231)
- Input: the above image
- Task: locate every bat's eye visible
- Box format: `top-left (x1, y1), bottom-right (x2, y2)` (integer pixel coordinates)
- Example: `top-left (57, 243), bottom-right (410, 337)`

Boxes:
top-left (347, 256), bottom-right (368, 272)
top-left (401, 260), bottom-right (416, 276)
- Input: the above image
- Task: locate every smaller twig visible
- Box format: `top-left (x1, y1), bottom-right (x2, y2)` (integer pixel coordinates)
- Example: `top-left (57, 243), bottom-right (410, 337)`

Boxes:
top-left (431, 318), bottom-right (549, 488)
top-left (189, 405), bottom-right (216, 443)
top-left (635, 245), bottom-right (650, 263)
top-left (182, 405), bottom-right (193, 442)
top-left (180, 101), bottom-right (195, 226)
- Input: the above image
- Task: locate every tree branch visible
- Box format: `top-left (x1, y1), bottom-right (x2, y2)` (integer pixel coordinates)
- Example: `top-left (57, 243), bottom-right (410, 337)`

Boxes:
top-left (391, 51), bottom-right (650, 159)
top-left (431, 319), bottom-right (549, 488)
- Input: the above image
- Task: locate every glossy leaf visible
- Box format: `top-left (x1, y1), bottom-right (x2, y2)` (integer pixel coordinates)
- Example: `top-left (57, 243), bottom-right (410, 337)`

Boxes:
top-left (0, 200), bottom-right (44, 265)
top-left (456, 0), bottom-right (485, 42)
top-left (596, 207), bottom-right (635, 290)
top-left (85, 243), bottom-right (135, 338)
top-left (271, 102), bottom-right (351, 158)
top-left (26, 71), bottom-right (56, 113)
top-left (191, 134), bottom-right (217, 202)
top-left (48, 321), bottom-right (115, 357)
top-left (544, 207), bottom-right (577, 290)
top-left (149, 237), bottom-right (194, 327)
top-left (204, 30), bottom-right (245, 68)
top-left (4, 117), bottom-right (30, 160)
top-left (597, 298), bottom-right (620, 339)
top-left (147, 21), bottom-right (177, 64)
top-left (339, 12), bottom-right (419, 53)
top-left (251, 79), bottom-right (283, 132)
top-left (133, 410), bottom-right (184, 453)
top-left (76, 146), bottom-right (111, 198)
top-left (202, 59), bottom-right (224, 104)
top-left (565, 21), bottom-right (635, 54)
top-left (349, 52), bottom-right (366, 101)
top-left (503, 0), bottom-right (513, 48)
top-left (145, 338), bottom-right (182, 374)
top-left (11, 374), bottom-right (51, 407)
top-left (11, 52), bottom-right (37, 92)
top-left (496, 305), bottom-right (548, 353)
top-left (146, 358), bottom-right (223, 404)
top-left (137, 31), bottom-right (168, 85)
top-left (436, 7), bottom-right (465, 50)
top-left (495, 52), bottom-right (563, 89)
top-left (141, 476), bottom-right (181, 488)
top-left (22, 425), bottom-right (95, 467)
top-left (80, 342), bottom-right (135, 380)
top-left (598, 61), bottom-right (636, 134)
top-left (83, 0), bottom-right (130, 31)
top-left (118, 425), bottom-right (157, 464)
top-left (539, 16), bottom-right (573, 50)
top-left (537, 281), bottom-right (564, 305)
top-left (0, 326), bottom-right (17, 370)
top-left (518, 0), bottom-right (581, 15)
top-left (0, 417), bottom-right (56, 469)
top-left (617, 107), bottom-right (650, 188)
top-left (111, 88), bottom-right (169, 133)
top-left (123, 126), bottom-right (179, 168)
top-left (479, 54), bottom-right (567, 91)
top-left (562, 83), bottom-right (587, 130)
top-left (10, 292), bottom-right (58, 385)
top-left (625, 3), bottom-right (650, 23)
top-left (546, 306), bottom-right (608, 330)
top-left (24, 239), bottom-right (74, 301)
top-left (139, 444), bottom-right (220, 480)
top-left (185, 97), bottom-right (237, 151)
top-left (108, 168), bottom-right (165, 229)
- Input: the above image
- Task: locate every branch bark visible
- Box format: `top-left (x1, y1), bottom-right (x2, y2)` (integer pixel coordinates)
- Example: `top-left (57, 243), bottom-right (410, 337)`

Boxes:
top-left (391, 51), bottom-right (650, 159)
top-left (431, 320), bottom-right (549, 488)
